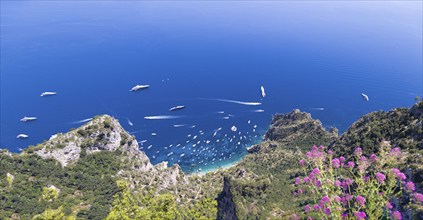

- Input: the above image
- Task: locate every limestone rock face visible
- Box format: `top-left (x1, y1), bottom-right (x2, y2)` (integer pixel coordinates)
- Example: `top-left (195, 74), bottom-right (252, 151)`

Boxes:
top-left (35, 144), bottom-right (80, 167)
top-left (34, 115), bottom-right (152, 169)
top-left (246, 144), bottom-right (261, 153)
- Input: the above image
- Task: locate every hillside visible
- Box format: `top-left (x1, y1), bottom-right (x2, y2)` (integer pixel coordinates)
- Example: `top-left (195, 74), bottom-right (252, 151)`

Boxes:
top-left (1, 101), bottom-right (422, 219)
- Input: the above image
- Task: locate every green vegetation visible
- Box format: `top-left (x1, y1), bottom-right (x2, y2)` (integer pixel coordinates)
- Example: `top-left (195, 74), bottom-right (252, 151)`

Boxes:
top-left (106, 179), bottom-right (218, 220)
top-left (0, 151), bottom-right (121, 219)
top-left (32, 206), bottom-right (75, 220)
top-left (42, 186), bottom-right (60, 202)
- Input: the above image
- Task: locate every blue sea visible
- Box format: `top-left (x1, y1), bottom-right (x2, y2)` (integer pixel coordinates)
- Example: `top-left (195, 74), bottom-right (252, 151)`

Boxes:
top-left (1, 1), bottom-right (421, 173)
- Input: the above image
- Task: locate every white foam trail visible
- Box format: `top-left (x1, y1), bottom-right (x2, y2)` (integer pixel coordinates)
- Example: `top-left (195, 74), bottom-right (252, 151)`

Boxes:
top-left (253, 109), bottom-right (265, 112)
top-left (173, 124), bottom-right (188, 127)
top-left (214, 99), bottom-right (261, 106)
top-left (309, 108), bottom-right (325, 111)
top-left (144, 115), bottom-right (182, 120)
top-left (72, 118), bottom-right (92, 124)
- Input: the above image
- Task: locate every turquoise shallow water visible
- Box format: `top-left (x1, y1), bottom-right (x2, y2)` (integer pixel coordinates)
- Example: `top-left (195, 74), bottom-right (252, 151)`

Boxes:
top-left (1, 1), bottom-right (421, 172)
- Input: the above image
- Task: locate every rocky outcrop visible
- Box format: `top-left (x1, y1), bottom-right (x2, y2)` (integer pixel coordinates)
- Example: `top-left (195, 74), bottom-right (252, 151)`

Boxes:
top-left (33, 115), bottom-right (153, 169)
top-left (264, 109), bottom-right (338, 151)
top-left (246, 144), bottom-right (261, 153)
top-left (35, 144), bottom-right (81, 167)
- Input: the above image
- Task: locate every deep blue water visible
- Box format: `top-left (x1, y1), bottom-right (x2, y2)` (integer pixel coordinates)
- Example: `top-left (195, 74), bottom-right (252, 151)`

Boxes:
top-left (1, 1), bottom-right (422, 172)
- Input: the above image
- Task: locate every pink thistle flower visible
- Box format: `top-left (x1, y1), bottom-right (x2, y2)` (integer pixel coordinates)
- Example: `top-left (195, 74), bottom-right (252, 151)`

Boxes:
top-left (356, 195), bottom-right (366, 207)
top-left (340, 197), bottom-right (347, 206)
top-left (386, 202), bottom-right (393, 209)
top-left (298, 188), bottom-right (303, 194)
top-left (299, 159), bottom-right (305, 166)
top-left (307, 217), bottom-right (313, 220)
top-left (295, 177), bottom-right (302, 185)
top-left (332, 158), bottom-right (341, 168)
top-left (354, 211), bottom-right (366, 219)
top-left (363, 176), bottom-right (370, 182)
top-left (344, 178), bottom-right (353, 186)
top-left (312, 168), bottom-right (321, 176)
top-left (334, 180), bottom-right (342, 187)
top-left (370, 154), bottom-right (378, 162)
top-left (391, 168), bottom-right (400, 175)
top-left (333, 196), bottom-right (341, 203)
top-left (390, 147), bottom-right (401, 157)
top-left (405, 181), bottom-right (415, 192)
top-left (314, 180), bottom-right (322, 188)
top-left (304, 205), bottom-right (311, 213)
top-left (321, 195), bottom-right (330, 203)
top-left (303, 177), bottom-right (310, 183)
top-left (354, 147), bottom-right (362, 157)
top-left (324, 208), bottom-right (331, 216)
top-left (397, 172), bottom-right (406, 180)
top-left (313, 204), bottom-right (320, 211)
top-left (376, 172), bottom-right (386, 184)
top-left (319, 200), bottom-right (325, 208)
top-left (347, 161), bottom-right (355, 169)
top-left (392, 210), bottom-right (402, 220)
top-left (328, 150), bottom-right (333, 155)
top-left (312, 146), bottom-right (318, 151)
top-left (413, 192), bottom-right (423, 203)
top-left (306, 152), bottom-right (312, 159)
top-left (339, 156), bottom-right (345, 163)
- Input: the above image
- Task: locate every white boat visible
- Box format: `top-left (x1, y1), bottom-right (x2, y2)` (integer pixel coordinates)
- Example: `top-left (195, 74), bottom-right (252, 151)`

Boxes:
top-left (17, 134), bottom-right (29, 139)
top-left (20, 116), bottom-right (37, 122)
top-left (40, 92), bottom-right (57, 97)
top-left (361, 93), bottom-right (369, 101)
top-left (130, 85), bottom-right (150, 92)
top-left (231, 125), bottom-right (237, 132)
top-left (261, 86), bottom-right (266, 98)
top-left (169, 105), bottom-right (185, 111)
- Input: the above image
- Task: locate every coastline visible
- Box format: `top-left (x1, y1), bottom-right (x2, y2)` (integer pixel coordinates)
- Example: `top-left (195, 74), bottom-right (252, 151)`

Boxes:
top-left (188, 150), bottom-right (247, 176)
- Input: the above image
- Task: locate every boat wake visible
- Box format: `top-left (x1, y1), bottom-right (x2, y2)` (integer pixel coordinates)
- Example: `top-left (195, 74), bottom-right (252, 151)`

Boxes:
top-left (144, 115), bottom-right (183, 120)
top-left (190, 98), bottom-right (261, 106)
top-left (71, 118), bottom-right (92, 124)
top-left (309, 108), bottom-right (325, 111)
